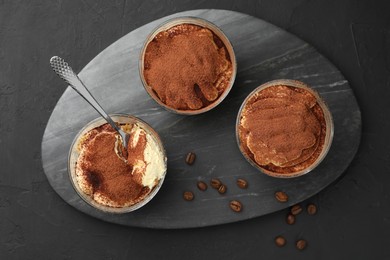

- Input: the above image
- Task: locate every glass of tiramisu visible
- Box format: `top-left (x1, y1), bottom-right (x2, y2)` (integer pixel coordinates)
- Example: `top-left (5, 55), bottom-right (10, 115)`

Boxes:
top-left (68, 114), bottom-right (167, 213)
top-left (139, 17), bottom-right (237, 115)
top-left (236, 79), bottom-right (334, 178)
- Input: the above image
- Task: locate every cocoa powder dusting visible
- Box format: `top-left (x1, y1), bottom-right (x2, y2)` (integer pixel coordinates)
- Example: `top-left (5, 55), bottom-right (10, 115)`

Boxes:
top-left (144, 24), bottom-right (232, 110)
top-left (79, 124), bottom-right (150, 207)
top-left (239, 85), bottom-right (326, 174)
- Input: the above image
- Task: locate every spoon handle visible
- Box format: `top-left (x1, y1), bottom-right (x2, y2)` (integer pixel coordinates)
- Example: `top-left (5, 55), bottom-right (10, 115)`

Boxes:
top-left (50, 56), bottom-right (129, 149)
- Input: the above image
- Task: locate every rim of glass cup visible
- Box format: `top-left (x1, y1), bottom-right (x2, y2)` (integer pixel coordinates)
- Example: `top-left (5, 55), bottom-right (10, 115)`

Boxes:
top-left (139, 16), bottom-right (237, 115)
top-left (235, 79), bottom-right (334, 178)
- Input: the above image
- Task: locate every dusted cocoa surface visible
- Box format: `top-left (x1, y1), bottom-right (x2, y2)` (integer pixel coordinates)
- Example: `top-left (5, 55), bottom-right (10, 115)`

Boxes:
top-left (76, 124), bottom-right (151, 208)
top-left (5, 2), bottom-right (389, 259)
top-left (239, 85), bottom-right (327, 174)
top-left (144, 23), bottom-right (232, 110)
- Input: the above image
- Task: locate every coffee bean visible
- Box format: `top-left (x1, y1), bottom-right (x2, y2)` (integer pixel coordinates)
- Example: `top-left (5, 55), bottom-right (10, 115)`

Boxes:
top-left (183, 191), bottom-right (194, 201)
top-left (275, 236), bottom-right (286, 247)
top-left (230, 200), bottom-right (242, 212)
top-left (197, 181), bottom-right (207, 191)
top-left (185, 152), bottom-right (196, 165)
top-left (291, 204), bottom-right (303, 215)
top-left (236, 178), bottom-right (248, 189)
top-left (210, 178), bottom-right (222, 189)
top-left (286, 213), bottom-right (295, 225)
top-left (296, 239), bottom-right (307, 250)
top-left (218, 184), bottom-right (227, 194)
top-left (307, 203), bottom-right (317, 215)
top-left (275, 191), bottom-right (288, 202)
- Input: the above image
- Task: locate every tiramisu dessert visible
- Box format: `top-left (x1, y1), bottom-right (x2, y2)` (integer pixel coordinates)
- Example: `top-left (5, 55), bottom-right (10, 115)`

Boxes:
top-left (238, 84), bottom-right (328, 175)
top-left (74, 122), bottom-right (165, 208)
top-left (143, 22), bottom-right (233, 111)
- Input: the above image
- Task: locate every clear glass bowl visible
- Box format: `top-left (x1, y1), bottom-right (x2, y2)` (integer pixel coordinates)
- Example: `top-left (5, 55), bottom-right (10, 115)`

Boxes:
top-left (68, 114), bottom-right (167, 213)
top-left (139, 17), bottom-right (237, 115)
top-left (236, 79), bottom-right (334, 178)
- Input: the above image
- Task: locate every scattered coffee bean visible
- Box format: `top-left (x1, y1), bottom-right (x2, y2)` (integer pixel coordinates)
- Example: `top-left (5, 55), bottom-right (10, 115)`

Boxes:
top-left (218, 184), bottom-right (227, 194)
top-left (210, 178), bottom-right (222, 189)
top-left (291, 204), bottom-right (303, 215)
top-left (275, 191), bottom-right (288, 202)
top-left (236, 178), bottom-right (248, 189)
top-left (296, 239), bottom-right (307, 250)
top-left (197, 181), bottom-right (207, 191)
top-left (307, 203), bottom-right (317, 215)
top-left (275, 236), bottom-right (286, 247)
top-left (286, 213), bottom-right (295, 225)
top-left (183, 191), bottom-right (194, 201)
top-left (230, 200), bottom-right (242, 212)
top-left (185, 152), bottom-right (196, 165)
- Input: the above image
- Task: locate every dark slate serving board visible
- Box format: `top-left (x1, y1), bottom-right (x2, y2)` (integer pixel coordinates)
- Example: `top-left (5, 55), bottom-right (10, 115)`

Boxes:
top-left (41, 9), bottom-right (361, 228)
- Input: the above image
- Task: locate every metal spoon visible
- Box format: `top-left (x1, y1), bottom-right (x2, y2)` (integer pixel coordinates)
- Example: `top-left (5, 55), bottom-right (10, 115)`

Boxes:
top-left (50, 56), bottom-right (129, 161)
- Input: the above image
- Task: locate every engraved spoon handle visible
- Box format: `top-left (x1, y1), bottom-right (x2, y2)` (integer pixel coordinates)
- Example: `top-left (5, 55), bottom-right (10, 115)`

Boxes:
top-left (50, 56), bottom-right (129, 149)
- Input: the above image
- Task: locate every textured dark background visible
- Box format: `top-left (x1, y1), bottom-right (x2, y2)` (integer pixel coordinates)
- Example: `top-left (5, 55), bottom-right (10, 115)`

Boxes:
top-left (1, 0), bottom-right (389, 259)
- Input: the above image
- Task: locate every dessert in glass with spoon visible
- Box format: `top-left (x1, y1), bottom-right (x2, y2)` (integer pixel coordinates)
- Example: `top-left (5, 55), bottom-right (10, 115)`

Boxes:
top-left (69, 115), bottom-right (167, 213)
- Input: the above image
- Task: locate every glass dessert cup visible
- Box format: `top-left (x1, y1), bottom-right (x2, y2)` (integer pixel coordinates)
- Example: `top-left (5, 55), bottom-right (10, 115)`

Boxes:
top-left (139, 17), bottom-right (237, 115)
top-left (68, 114), bottom-right (167, 213)
top-left (236, 79), bottom-right (334, 178)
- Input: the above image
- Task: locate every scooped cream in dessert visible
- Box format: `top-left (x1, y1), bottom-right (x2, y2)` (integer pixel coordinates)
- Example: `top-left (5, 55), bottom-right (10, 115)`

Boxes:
top-left (75, 123), bottom-right (165, 208)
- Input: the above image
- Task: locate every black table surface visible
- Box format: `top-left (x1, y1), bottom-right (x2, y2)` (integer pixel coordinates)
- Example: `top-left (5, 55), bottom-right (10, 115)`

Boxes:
top-left (1, 0), bottom-right (389, 259)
